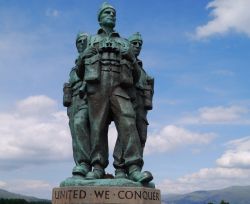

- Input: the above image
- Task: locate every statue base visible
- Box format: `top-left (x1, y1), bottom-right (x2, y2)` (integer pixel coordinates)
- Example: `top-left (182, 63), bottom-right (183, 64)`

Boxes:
top-left (60, 175), bottom-right (155, 188)
top-left (52, 186), bottom-right (161, 204)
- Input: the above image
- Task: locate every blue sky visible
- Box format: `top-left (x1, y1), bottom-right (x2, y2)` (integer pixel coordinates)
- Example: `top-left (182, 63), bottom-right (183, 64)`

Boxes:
top-left (1, 0), bottom-right (250, 199)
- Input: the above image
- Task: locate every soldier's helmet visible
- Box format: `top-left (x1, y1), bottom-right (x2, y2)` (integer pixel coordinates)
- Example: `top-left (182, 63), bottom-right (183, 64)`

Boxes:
top-left (128, 32), bottom-right (143, 44)
top-left (98, 2), bottom-right (116, 22)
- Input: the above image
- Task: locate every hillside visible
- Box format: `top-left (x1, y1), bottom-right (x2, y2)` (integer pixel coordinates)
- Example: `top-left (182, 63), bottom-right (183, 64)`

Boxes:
top-left (0, 189), bottom-right (49, 202)
top-left (162, 185), bottom-right (250, 204)
top-left (2, 185), bottom-right (250, 204)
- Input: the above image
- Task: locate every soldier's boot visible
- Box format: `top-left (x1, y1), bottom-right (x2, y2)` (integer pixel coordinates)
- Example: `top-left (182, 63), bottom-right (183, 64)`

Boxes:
top-left (128, 165), bottom-right (153, 183)
top-left (114, 168), bottom-right (127, 179)
top-left (85, 164), bottom-right (105, 180)
top-left (72, 162), bottom-right (91, 177)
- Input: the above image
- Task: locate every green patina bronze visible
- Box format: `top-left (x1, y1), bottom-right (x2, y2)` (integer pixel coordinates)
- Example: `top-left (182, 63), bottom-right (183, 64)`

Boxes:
top-left (129, 32), bottom-right (154, 151)
top-left (63, 33), bottom-right (91, 176)
top-left (60, 176), bottom-right (155, 188)
top-left (62, 2), bottom-right (154, 187)
top-left (113, 32), bottom-right (154, 179)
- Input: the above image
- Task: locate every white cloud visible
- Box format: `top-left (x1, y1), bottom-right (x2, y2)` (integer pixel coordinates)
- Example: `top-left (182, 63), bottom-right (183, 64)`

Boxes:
top-left (217, 136), bottom-right (250, 168)
top-left (204, 87), bottom-right (227, 97)
top-left (195, 0), bottom-right (250, 39)
top-left (105, 124), bottom-right (215, 156)
top-left (212, 69), bottom-right (234, 77)
top-left (199, 106), bottom-right (247, 122)
top-left (180, 105), bottom-right (249, 124)
top-left (45, 9), bottom-right (60, 17)
top-left (0, 95), bottom-right (72, 170)
top-left (145, 125), bottom-right (215, 154)
top-left (16, 95), bottom-right (56, 117)
top-left (3, 179), bottom-right (52, 199)
top-left (0, 181), bottom-right (7, 188)
top-left (108, 123), bottom-right (118, 154)
top-left (3, 96), bottom-right (211, 170)
top-left (158, 167), bottom-right (250, 194)
top-left (9, 179), bottom-right (51, 190)
top-left (159, 136), bottom-right (250, 194)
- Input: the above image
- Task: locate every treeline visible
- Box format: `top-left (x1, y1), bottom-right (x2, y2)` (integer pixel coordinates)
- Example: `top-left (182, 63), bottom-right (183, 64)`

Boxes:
top-left (208, 200), bottom-right (230, 204)
top-left (0, 198), bottom-right (51, 204)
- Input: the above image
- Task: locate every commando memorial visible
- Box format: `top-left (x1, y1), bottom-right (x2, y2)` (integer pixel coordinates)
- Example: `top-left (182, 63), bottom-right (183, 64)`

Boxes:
top-left (52, 2), bottom-right (161, 204)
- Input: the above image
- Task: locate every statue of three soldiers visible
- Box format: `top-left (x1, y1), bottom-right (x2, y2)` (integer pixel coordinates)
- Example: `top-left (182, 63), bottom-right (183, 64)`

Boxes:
top-left (63, 2), bottom-right (154, 184)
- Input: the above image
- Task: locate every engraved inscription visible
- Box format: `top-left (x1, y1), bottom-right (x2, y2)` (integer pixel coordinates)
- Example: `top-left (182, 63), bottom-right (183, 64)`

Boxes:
top-left (52, 187), bottom-right (161, 204)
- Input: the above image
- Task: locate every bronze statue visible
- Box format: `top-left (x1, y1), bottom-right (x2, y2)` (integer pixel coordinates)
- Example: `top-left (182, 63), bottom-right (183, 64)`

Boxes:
top-left (76, 2), bottom-right (153, 183)
top-left (113, 32), bottom-right (154, 179)
top-left (63, 2), bottom-right (154, 185)
top-left (129, 32), bottom-right (154, 153)
top-left (63, 33), bottom-right (91, 177)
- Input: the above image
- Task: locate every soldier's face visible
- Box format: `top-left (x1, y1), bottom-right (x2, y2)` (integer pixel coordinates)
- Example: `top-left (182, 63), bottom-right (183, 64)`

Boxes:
top-left (76, 37), bottom-right (87, 53)
top-left (100, 8), bottom-right (116, 28)
top-left (131, 40), bottom-right (142, 57)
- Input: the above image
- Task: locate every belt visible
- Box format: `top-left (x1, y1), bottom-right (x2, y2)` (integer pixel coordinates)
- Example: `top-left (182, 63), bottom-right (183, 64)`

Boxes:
top-left (101, 65), bottom-right (121, 73)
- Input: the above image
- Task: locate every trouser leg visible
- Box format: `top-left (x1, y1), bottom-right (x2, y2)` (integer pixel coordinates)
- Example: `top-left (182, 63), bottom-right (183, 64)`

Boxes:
top-left (111, 94), bottom-right (143, 170)
top-left (113, 108), bottom-right (148, 170)
top-left (88, 93), bottom-right (110, 169)
top-left (73, 108), bottom-right (90, 166)
top-left (136, 108), bottom-right (148, 153)
top-left (113, 136), bottom-right (124, 169)
top-left (68, 104), bottom-right (78, 164)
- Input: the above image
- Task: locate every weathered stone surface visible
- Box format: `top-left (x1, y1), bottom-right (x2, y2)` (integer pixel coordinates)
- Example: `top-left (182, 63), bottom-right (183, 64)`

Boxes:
top-left (52, 186), bottom-right (161, 204)
top-left (60, 176), bottom-right (155, 188)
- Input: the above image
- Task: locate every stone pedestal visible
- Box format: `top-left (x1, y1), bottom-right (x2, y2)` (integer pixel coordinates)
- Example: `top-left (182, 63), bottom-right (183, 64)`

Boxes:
top-left (52, 186), bottom-right (161, 204)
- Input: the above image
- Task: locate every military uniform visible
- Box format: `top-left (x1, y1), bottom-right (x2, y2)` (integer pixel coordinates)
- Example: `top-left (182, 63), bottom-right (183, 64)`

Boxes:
top-left (64, 67), bottom-right (91, 176)
top-left (63, 32), bottom-right (91, 176)
top-left (135, 59), bottom-right (154, 151)
top-left (75, 3), bottom-right (153, 182)
top-left (113, 59), bottom-right (154, 171)
top-left (113, 32), bottom-right (154, 180)
top-left (78, 28), bottom-right (143, 174)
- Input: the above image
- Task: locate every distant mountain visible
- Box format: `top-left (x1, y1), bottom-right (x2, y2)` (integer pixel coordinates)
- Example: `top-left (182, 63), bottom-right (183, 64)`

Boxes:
top-left (2, 185), bottom-right (250, 204)
top-left (0, 189), bottom-right (50, 202)
top-left (162, 185), bottom-right (250, 204)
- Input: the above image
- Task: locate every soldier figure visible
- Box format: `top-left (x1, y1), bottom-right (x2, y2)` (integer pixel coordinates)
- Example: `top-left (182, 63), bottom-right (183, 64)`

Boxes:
top-left (129, 32), bottom-right (154, 153)
top-left (63, 33), bottom-right (91, 177)
top-left (113, 33), bottom-right (154, 179)
top-left (76, 2), bottom-right (152, 183)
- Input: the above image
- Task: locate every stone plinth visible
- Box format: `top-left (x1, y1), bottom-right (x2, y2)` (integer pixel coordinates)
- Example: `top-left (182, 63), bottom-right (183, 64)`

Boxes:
top-left (52, 186), bottom-right (161, 204)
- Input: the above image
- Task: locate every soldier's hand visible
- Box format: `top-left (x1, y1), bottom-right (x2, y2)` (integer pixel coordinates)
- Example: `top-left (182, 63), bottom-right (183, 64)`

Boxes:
top-left (121, 47), bottom-right (136, 63)
top-left (120, 45), bottom-right (127, 56)
top-left (82, 46), bottom-right (98, 58)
